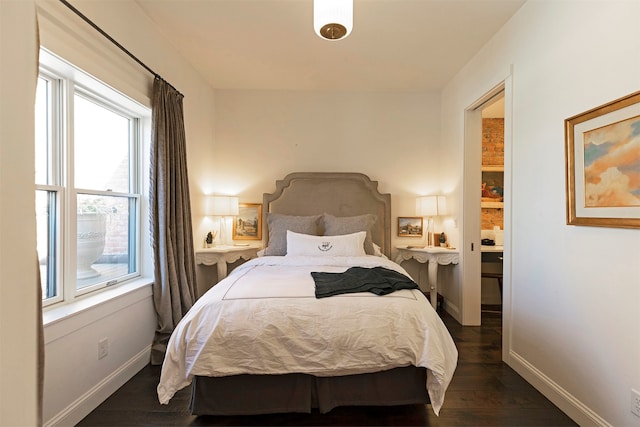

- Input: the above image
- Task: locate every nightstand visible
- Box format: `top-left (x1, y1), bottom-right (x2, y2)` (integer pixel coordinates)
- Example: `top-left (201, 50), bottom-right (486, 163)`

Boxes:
top-left (195, 245), bottom-right (261, 281)
top-left (395, 246), bottom-right (459, 311)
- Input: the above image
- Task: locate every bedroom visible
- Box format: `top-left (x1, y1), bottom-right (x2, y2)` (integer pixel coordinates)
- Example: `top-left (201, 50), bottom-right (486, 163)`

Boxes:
top-left (1, 1), bottom-right (639, 427)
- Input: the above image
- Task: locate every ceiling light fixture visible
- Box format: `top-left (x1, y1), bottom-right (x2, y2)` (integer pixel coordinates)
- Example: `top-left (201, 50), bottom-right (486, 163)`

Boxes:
top-left (314, 0), bottom-right (353, 41)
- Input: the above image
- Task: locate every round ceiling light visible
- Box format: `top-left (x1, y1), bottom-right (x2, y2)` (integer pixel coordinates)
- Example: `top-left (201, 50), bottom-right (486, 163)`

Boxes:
top-left (314, 0), bottom-right (353, 41)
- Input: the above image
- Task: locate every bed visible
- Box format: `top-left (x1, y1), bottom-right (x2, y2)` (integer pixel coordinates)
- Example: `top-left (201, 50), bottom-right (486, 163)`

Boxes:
top-left (157, 172), bottom-right (458, 416)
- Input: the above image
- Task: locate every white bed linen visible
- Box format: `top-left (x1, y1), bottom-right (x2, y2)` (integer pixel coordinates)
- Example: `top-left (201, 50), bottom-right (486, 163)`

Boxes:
top-left (157, 255), bottom-right (458, 415)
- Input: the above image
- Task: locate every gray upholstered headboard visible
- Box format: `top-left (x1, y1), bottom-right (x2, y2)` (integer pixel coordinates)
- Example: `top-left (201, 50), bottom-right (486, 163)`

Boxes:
top-left (262, 172), bottom-right (391, 257)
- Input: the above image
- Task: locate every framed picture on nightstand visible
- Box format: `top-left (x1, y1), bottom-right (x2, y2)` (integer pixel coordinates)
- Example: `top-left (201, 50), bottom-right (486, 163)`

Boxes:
top-left (397, 217), bottom-right (423, 237)
top-left (233, 203), bottom-right (262, 240)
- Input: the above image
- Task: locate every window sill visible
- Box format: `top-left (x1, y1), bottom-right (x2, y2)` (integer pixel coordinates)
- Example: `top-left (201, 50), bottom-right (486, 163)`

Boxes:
top-left (43, 277), bottom-right (153, 329)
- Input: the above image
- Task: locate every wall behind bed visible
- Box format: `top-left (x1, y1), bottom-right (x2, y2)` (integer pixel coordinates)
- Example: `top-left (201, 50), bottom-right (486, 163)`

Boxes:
top-left (193, 90), bottom-right (459, 295)
top-left (204, 90), bottom-right (444, 203)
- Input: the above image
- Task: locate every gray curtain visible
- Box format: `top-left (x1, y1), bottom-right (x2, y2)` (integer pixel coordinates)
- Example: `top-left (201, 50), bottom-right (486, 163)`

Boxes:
top-left (150, 77), bottom-right (198, 365)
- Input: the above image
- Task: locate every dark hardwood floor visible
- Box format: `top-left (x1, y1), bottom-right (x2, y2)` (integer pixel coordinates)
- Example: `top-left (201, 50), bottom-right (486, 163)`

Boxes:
top-left (77, 310), bottom-right (577, 426)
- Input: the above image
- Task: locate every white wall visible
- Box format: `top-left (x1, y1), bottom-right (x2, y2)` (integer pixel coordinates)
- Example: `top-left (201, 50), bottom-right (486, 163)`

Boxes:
top-left (441, 1), bottom-right (640, 426)
top-left (206, 90), bottom-right (443, 211)
top-left (0, 1), bottom-right (39, 426)
top-left (42, 286), bottom-right (155, 426)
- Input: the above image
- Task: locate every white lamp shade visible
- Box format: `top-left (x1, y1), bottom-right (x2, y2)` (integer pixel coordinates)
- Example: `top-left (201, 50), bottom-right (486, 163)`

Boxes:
top-left (436, 195), bottom-right (447, 215)
top-left (314, 0), bottom-right (353, 40)
top-left (416, 195), bottom-right (447, 217)
top-left (206, 196), bottom-right (239, 216)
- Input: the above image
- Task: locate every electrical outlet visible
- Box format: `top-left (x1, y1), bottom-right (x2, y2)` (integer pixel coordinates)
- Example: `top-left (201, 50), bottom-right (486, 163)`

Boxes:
top-left (632, 389), bottom-right (640, 417)
top-left (98, 338), bottom-right (108, 360)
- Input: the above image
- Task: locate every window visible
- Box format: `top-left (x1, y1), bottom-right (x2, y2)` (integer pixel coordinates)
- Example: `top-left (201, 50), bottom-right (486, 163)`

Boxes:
top-left (36, 49), bottom-right (150, 306)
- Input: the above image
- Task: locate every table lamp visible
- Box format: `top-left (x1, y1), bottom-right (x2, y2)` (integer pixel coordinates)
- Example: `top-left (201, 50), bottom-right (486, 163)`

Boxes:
top-left (206, 196), bottom-right (239, 246)
top-left (416, 195), bottom-right (447, 247)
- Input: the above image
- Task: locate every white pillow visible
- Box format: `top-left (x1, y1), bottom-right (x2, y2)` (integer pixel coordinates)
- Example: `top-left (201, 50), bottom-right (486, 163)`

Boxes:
top-left (286, 230), bottom-right (367, 257)
top-left (372, 242), bottom-right (388, 259)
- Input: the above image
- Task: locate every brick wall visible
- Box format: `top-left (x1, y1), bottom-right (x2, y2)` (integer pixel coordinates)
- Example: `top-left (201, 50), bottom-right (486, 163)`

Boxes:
top-left (101, 158), bottom-right (130, 261)
top-left (481, 207), bottom-right (503, 230)
top-left (481, 118), bottom-right (504, 230)
top-left (482, 118), bottom-right (504, 166)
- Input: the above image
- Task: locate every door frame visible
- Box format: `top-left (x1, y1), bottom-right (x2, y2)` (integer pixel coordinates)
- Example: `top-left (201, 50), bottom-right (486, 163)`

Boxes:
top-left (461, 74), bottom-right (513, 360)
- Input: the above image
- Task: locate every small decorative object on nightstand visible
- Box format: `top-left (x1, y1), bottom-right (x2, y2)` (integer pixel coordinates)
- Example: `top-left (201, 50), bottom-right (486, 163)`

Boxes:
top-left (204, 231), bottom-right (216, 248)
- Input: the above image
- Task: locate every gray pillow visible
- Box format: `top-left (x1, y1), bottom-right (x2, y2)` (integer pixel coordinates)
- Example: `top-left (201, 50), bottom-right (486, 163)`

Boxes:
top-left (263, 213), bottom-right (322, 256)
top-left (322, 213), bottom-right (377, 255)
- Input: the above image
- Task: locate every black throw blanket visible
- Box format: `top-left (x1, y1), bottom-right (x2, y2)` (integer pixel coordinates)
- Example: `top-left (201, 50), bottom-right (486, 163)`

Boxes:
top-left (312, 266), bottom-right (419, 298)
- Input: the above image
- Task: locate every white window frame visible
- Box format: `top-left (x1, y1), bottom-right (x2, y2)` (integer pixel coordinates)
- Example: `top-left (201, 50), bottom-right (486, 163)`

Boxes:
top-left (38, 48), bottom-right (150, 308)
top-left (36, 69), bottom-right (64, 306)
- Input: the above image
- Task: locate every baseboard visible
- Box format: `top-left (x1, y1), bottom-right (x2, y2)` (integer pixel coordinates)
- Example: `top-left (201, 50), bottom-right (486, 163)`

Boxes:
top-left (443, 299), bottom-right (461, 322)
top-left (507, 350), bottom-right (611, 427)
top-left (44, 345), bottom-right (151, 427)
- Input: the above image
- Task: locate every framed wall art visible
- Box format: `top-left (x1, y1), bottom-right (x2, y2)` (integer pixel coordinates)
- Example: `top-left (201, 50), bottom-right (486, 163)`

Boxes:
top-left (397, 216), bottom-right (423, 237)
top-left (565, 90), bottom-right (640, 228)
top-left (233, 203), bottom-right (262, 240)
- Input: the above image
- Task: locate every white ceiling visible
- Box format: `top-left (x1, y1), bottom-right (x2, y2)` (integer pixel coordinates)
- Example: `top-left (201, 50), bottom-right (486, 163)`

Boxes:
top-left (135, 0), bottom-right (525, 91)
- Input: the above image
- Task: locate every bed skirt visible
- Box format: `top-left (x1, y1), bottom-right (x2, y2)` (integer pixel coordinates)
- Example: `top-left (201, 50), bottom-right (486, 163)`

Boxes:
top-left (189, 366), bottom-right (429, 416)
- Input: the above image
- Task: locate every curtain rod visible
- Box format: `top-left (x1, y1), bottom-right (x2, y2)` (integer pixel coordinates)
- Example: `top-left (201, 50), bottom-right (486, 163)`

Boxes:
top-left (58, 0), bottom-right (183, 96)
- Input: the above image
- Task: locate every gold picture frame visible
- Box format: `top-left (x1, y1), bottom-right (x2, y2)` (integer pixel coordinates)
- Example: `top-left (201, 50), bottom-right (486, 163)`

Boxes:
top-left (565, 91), bottom-right (640, 229)
top-left (398, 217), bottom-right (423, 237)
top-left (233, 203), bottom-right (262, 240)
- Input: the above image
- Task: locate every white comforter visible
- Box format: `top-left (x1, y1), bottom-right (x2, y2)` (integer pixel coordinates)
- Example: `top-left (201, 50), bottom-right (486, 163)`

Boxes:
top-left (157, 255), bottom-right (458, 415)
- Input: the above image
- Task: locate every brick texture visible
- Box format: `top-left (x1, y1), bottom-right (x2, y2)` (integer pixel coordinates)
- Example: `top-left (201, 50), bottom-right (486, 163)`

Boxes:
top-left (482, 118), bottom-right (504, 166)
top-left (481, 118), bottom-right (504, 230)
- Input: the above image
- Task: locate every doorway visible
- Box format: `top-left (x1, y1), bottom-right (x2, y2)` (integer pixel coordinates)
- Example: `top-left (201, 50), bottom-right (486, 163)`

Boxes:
top-left (480, 97), bottom-right (505, 315)
top-left (461, 76), bottom-right (512, 352)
